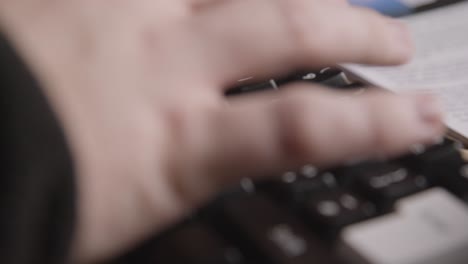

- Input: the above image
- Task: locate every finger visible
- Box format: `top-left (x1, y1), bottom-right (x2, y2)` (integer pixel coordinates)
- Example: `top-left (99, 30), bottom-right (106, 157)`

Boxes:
top-left (188, 0), bottom-right (413, 86)
top-left (186, 0), bottom-right (230, 10)
top-left (174, 87), bottom-right (445, 202)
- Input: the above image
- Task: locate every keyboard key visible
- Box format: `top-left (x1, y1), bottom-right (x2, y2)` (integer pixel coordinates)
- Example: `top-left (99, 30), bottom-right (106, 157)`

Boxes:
top-left (338, 162), bottom-right (429, 210)
top-left (401, 139), bottom-right (463, 181)
top-left (223, 194), bottom-right (337, 264)
top-left (440, 161), bottom-right (468, 200)
top-left (462, 149), bottom-right (468, 160)
top-left (402, 140), bottom-right (468, 198)
top-left (317, 68), bottom-right (354, 87)
top-left (292, 68), bottom-right (354, 87)
top-left (226, 80), bottom-right (275, 96)
top-left (340, 188), bottom-right (468, 264)
top-left (260, 170), bottom-right (337, 203)
top-left (274, 67), bottom-right (357, 88)
top-left (150, 222), bottom-right (246, 264)
top-left (303, 190), bottom-right (377, 238)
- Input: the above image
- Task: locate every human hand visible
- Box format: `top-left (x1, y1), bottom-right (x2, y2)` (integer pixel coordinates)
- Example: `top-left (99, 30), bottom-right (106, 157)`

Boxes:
top-left (0, 0), bottom-right (445, 263)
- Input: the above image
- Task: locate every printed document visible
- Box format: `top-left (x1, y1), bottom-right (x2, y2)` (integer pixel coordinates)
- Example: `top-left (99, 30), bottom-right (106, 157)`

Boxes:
top-left (343, 1), bottom-right (468, 142)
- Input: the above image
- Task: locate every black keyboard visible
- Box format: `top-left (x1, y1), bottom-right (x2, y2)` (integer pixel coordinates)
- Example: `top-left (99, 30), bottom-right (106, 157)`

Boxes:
top-left (226, 67), bottom-right (361, 96)
top-left (116, 69), bottom-right (468, 264)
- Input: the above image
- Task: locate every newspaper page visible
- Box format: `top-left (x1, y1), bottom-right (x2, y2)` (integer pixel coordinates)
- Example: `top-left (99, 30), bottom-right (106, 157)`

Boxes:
top-left (343, 1), bottom-right (468, 141)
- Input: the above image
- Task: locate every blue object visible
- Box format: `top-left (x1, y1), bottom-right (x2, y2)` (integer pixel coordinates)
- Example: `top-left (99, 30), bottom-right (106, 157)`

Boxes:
top-left (349, 0), bottom-right (413, 16)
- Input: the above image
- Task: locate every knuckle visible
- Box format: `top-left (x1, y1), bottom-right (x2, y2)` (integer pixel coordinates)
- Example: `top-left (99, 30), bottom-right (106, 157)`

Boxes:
top-left (359, 8), bottom-right (390, 39)
top-left (163, 106), bottom-right (207, 151)
top-left (353, 7), bottom-right (411, 64)
top-left (276, 0), bottom-right (325, 56)
top-left (275, 90), bottom-right (327, 160)
top-left (352, 6), bottom-right (386, 27)
top-left (366, 94), bottom-right (409, 151)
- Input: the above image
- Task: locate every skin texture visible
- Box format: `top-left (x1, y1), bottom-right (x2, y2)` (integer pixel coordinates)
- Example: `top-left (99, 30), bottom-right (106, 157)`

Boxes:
top-left (0, 0), bottom-right (446, 263)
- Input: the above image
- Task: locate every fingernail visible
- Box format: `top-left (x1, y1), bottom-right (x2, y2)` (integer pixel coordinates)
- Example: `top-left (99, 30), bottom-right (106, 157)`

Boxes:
top-left (411, 94), bottom-right (444, 124)
top-left (388, 19), bottom-right (413, 56)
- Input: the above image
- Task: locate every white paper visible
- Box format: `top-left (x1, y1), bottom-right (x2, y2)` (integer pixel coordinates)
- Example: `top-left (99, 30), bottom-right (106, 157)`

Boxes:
top-left (343, 1), bottom-right (468, 139)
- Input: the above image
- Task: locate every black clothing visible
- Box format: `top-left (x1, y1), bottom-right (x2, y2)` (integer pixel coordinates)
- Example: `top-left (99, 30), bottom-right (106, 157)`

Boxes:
top-left (0, 32), bottom-right (76, 264)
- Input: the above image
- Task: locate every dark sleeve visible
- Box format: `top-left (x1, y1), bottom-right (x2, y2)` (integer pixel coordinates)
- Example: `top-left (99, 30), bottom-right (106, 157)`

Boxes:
top-left (0, 32), bottom-right (76, 264)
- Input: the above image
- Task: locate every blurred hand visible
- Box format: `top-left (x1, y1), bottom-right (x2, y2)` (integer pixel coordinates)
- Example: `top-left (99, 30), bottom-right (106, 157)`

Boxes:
top-left (0, 0), bottom-right (445, 262)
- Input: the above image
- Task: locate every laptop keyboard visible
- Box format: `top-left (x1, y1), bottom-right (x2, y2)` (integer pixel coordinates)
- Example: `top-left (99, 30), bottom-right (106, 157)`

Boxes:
top-left (117, 69), bottom-right (468, 264)
top-left (226, 67), bottom-right (359, 96)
